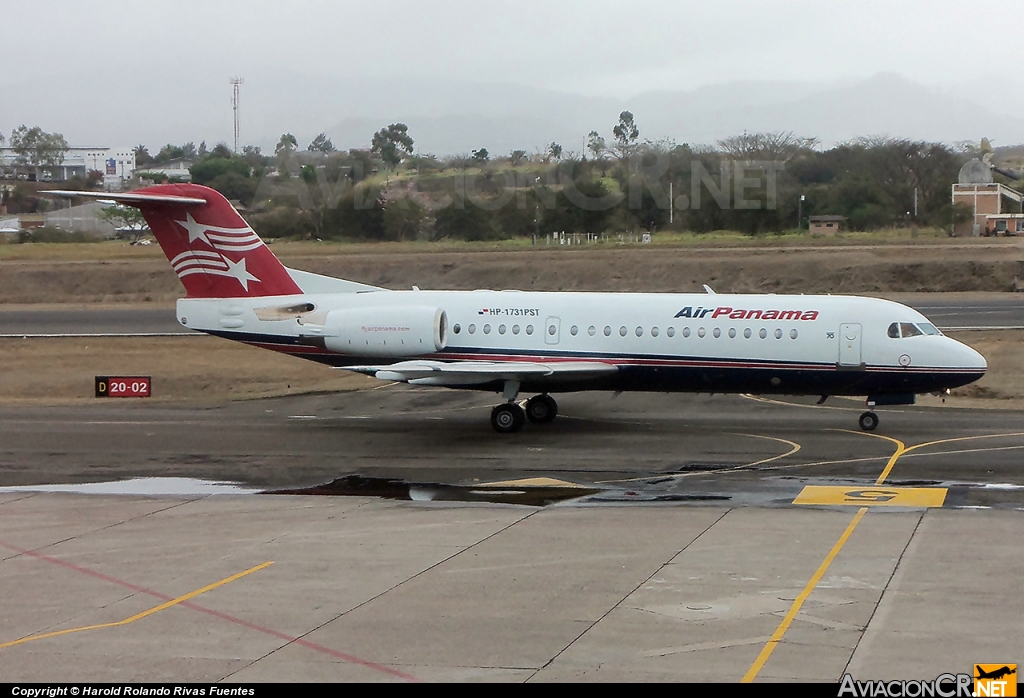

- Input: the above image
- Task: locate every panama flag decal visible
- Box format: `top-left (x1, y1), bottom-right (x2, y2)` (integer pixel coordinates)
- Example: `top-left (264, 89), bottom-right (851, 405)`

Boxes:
top-left (170, 213), bottom-right (263, 290)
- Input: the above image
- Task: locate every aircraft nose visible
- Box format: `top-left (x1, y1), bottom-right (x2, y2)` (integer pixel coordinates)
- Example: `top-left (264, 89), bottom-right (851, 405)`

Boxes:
top-left (953, 338), bottom-right (987, 373)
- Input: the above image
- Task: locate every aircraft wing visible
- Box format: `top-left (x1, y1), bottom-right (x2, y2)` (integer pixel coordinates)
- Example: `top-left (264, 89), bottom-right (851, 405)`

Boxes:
top-left (345, 360), bottom-right (618, 386)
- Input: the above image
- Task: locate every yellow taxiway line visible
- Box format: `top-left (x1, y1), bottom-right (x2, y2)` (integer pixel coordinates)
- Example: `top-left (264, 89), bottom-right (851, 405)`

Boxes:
top-left (0, 561), bottom-right (273, 651)
top-left (744, 428), bottom-right (1024, 682)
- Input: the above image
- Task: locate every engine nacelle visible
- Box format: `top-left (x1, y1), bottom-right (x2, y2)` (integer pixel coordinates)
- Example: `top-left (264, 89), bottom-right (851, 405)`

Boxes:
top-left (322, 306), bottom-right (448, 357)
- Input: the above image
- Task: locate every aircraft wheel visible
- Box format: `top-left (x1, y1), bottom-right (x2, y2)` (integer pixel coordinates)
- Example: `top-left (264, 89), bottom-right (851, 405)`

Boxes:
top-left (525, 394), bottom-right (558, 424)
top-left (859, 411), bottom-right (879, 431)
top-left (491, 403), bottom-right (526, 433)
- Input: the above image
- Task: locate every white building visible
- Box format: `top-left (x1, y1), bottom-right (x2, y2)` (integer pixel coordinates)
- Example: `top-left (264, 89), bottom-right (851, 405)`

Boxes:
top-left (133, 158), bottom-right (195, 182)
top-left (0, 146), bottom-right (136, 189)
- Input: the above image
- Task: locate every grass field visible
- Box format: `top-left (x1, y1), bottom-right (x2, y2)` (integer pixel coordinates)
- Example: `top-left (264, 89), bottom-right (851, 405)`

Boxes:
top-left (0, 225), bottom-right (992, 262)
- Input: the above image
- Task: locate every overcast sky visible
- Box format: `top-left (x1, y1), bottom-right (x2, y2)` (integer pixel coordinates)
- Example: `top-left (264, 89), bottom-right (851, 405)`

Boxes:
top-left (1, 0), bottom-right (1018, 150)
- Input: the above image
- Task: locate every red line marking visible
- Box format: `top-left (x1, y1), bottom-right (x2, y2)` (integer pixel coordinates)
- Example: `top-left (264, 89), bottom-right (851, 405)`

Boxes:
top-left (0, 539), bottom-right (418, 681)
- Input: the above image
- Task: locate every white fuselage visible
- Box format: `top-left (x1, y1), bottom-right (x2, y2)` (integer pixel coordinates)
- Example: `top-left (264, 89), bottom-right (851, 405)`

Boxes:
top-left (177, 289), bottom-right (986, 398)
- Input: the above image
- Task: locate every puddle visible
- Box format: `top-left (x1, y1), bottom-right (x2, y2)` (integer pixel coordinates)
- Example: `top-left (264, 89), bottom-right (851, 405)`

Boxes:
top-left (264, 474), bottom-right (599, 507)
top-left (672, 463), bottom-right (737, 473)
top-left (588, 491), bottom-right (732, 503)
top-left (0, 477), bottom-right (257, 496)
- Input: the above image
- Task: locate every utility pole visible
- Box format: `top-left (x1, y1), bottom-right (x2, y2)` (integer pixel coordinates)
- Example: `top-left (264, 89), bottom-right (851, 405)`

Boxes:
top-left (230, 78), bottom-right (244, 153)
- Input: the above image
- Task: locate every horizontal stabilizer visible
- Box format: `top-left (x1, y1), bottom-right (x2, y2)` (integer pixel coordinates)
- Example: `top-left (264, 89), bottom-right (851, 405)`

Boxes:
top-left (43, 190), bottom-right (208, 207)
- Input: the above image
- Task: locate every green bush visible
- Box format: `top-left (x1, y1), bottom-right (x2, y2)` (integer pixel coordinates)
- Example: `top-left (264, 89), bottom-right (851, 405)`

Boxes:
top-left (17, 226), bottom-right (101, 243)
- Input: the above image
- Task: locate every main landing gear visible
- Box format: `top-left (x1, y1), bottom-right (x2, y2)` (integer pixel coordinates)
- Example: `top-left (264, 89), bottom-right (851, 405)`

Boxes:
top-left (490, 381), bottom-right (558, 433)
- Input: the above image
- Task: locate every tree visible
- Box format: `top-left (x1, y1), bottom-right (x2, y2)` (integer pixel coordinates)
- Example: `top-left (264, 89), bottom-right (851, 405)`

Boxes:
top-left (8, 125), bottom-right (69, 171)
top-left (240, 145), bottom-right (268, 171)
top-left (548, 142), bottom-right (563, 161)
top-left (99, 205), bottom-right (148, 241)
top-left (190, 156), bottom-right (251, 185)
top-left (134, 145), bottom-right (153, 166)
top-left (586, 131), bottom-right (606, 161)
top-left (612, 111), bottom-right (639, 160)
top-left (472, 148), bottom-right (489, 163)
top-left (308, 133), bottom-right (336, 154)
top-left (275, 133), bottom-right (299, 158)
top-left (717, 131), bottom-right (818, 161)
top-left (371, 123), bottom-right (414, 169)
top-left (154, 142), bottom-right (197, 163)
top-left (210, 142), bottom-right (233, 160)
top-left (509, 149), bottom-right (527, 166)
top-left (85, 170), bottom-right (105, 189)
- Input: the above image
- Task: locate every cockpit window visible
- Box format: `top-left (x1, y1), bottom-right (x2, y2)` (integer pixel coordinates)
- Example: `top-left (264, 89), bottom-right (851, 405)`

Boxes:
top-left (888, 322), bottom-right (940, 338)
top-left (900, 322), bottom-right (923, 338)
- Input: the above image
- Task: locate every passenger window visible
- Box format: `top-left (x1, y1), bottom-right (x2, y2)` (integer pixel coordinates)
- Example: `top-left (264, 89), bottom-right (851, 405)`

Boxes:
top-left (887, 322), bottom-right (900, 338)
top-left (728, 328), bottom-right (736, 338)
top-left (667, 327), bottom-right (675, 337)
top-left (570, 325), bottom-right (578, 336)
top-left (499, 324), bottom-right (506, 334)
top-left (469, 324), bottom-right (476, 334)
top-left (790, 329), bottom-right (798, 339)
top-left (526, 325), bottom-right (534, 335)
top-left (512, 324), bottom-right (520, 335)
top-left (483, 324), bottom-right (491, 334)
top-left (682, 327), bottom-right (690, 338)
top-left (453, 323), bottom-right (461, 335)
top-left (548, 324), bottom-right (557, 336)
top-left (651, 326), bottom-right (660, 337)
top-left (619, 326), bottom-right (628, 337)
top-left (712, 327), bottom-right (721, 338)
top-left (743, 328), bottom-right (751, 339)
top-left (900, 323), bottom-right (922, 337)
top-left (588, 325), bottom-right (596, 336)
top-left (604, 326), bottom-right (612, 336)
top-left (759, 328), bottom-right (767, 339)
top-left (697, 327), bottom-right (706, 338)
top-left (774, 328), bottom-right (782, 339)
top-left (635, 326), bottom-right (643, 337)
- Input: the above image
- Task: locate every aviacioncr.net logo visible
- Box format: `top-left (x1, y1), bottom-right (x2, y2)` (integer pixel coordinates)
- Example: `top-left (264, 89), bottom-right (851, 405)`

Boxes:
top-left (838, 673), bottom-right (973, 697)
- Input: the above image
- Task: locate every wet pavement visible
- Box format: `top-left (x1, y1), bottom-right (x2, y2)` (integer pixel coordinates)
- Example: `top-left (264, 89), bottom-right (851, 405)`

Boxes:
top-left (1, 388), bottom-right (1022, 682)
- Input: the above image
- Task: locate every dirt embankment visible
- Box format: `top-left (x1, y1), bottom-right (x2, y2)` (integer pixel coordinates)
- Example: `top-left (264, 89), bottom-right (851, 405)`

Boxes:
top-left (1, 241), bottom-right (1023, 304)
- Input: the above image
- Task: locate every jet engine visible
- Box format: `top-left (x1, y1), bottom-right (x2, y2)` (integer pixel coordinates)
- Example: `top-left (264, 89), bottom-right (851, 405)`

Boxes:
top-left (321, 306), bottom-right (448, 357)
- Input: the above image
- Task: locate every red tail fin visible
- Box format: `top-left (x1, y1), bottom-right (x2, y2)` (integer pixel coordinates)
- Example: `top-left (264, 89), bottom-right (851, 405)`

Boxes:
top-left (133, 183), bottom-right (301, 298)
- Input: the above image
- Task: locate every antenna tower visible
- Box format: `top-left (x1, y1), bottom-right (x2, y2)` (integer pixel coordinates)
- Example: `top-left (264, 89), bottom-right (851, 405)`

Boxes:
top-left (230, 78), bottom-right (244, 153)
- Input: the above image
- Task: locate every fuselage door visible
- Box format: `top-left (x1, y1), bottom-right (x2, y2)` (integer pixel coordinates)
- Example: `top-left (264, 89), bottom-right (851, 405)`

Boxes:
top-left (838, 322), bottom-right (863, 368)
top-left (544, 316), bottom-right (560, 345)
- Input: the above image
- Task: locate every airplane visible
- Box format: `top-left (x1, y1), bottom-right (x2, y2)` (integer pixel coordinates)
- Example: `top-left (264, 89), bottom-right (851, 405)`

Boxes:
top-left (975, 666), bottom-right (1016, 681)
top-left (46, 184), bottom-right (987, 433)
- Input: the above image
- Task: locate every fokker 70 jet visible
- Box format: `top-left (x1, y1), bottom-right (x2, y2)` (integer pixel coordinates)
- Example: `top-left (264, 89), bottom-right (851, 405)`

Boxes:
top-left (47, 184), bottom-right (986, 433)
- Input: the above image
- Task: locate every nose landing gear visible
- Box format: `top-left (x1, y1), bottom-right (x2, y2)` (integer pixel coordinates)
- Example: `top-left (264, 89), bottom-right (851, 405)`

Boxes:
top-left (859, 411), bottom-right (879, 431)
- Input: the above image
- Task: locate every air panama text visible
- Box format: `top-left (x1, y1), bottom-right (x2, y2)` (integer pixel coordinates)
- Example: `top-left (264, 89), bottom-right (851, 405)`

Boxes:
top-left (674, 306), bottom-right (820, 320)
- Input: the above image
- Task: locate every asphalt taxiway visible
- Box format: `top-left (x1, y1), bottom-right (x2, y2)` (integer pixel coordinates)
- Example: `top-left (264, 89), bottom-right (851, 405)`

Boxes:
top-left (1, 390), bottom-right (1022, 682)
